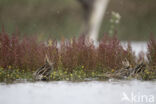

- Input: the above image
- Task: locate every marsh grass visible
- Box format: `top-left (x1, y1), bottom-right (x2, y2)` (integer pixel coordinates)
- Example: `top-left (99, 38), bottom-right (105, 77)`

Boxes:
top-left (0, 30), bottom-right (155, 82)
top-left (146, 37), bottom-right (156, 79)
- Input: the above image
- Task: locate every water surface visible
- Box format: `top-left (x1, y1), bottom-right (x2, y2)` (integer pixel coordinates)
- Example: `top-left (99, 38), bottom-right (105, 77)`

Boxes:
top-left (0, 80), bottom-right (155, 104)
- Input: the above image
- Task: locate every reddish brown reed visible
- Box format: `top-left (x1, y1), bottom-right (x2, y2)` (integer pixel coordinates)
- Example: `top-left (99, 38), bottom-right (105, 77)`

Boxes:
top-left (147, 37), bottom-right (156, 66)
top-left (0, 30), bottom-right (136, 72)
top-left (97, 35), bottom-right (136, 70)
top-left (60, 35), bottom-right (97, 72)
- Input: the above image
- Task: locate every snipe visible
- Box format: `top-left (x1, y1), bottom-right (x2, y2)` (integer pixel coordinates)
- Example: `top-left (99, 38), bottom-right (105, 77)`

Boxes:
top-left (33, 55), bottom-right (54, 81)
top-left (108, 59), bottom-right (146, 79)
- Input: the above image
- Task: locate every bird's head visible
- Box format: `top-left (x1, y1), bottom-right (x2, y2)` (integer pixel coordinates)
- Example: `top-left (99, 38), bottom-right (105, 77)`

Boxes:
top-left (45, 54), bottom-right (54, 67)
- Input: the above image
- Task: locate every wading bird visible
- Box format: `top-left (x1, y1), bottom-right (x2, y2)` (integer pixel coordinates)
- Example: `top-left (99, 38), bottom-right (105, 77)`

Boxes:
top-left (33, 55), bottom-right (54, 81)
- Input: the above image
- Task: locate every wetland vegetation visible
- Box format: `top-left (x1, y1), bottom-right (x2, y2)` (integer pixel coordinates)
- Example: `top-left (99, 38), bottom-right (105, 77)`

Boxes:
top-left (0, 29), bottom-right (156, 83)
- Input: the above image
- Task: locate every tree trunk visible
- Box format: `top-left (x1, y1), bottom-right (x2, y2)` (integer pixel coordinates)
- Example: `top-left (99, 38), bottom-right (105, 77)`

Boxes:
top-left (78, 0), bottom-right (109, 42)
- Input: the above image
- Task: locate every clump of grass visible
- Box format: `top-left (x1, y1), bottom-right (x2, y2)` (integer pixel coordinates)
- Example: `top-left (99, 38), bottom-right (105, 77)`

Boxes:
top-left (0, 29), bottom-right (154, 82)
top-left (146, 37), bottom-right (156, 79)
top-left (60, 35), bottom-right (97, 72)
top-left (0, 32), bottom-right (45, 70)
top-left (147, 37), bottom-right (156, 66)
top-left (0, 66), bottom-right (33, 83)
top-left (97, 35), bottom-right (136, 71)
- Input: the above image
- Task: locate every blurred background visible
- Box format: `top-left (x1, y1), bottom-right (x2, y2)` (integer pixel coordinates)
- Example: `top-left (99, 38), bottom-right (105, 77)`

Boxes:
top-left (0, 0), bottom-right (156, 41)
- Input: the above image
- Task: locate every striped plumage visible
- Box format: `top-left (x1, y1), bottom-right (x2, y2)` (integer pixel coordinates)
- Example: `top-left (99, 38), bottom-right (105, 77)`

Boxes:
top-left (33, 55), bottom-right (54, 81)
top-left (105, 59), bottom-right (146, 79)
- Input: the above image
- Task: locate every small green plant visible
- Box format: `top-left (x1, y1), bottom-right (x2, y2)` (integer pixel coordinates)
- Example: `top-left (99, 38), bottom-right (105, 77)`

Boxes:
top-left (109, 11), bottom-right (121, 36)
top-left (0, 66), bottom-right (33, 83)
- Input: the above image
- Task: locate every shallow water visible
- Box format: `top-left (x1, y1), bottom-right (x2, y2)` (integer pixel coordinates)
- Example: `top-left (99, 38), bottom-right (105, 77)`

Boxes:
top-left (0, 80), bottom-right (156, 104)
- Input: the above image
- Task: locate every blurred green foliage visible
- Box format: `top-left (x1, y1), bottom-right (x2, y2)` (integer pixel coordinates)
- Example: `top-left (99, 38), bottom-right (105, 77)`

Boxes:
top-left (0, 0), bottom-right (156, 40)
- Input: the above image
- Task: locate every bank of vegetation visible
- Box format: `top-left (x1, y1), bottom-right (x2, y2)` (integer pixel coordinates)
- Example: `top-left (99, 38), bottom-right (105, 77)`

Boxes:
top-left (0, 30), bottom-right (155, 83)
